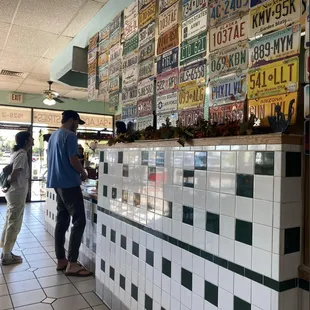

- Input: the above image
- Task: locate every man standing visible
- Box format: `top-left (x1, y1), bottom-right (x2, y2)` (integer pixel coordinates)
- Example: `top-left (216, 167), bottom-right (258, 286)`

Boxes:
top-left (47, 110), bottom-right (90, 276)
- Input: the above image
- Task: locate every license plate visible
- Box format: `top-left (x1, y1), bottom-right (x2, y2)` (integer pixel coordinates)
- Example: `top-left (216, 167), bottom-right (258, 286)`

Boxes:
top-left (249, 24), bottom-right (301, 68)
top-left (88, 61), bottom-right (96, 75)
top-left (179, 59), bottom-right (206, 83)
top-left (138, 58), bottom-right (154, 80)
top-left (209, 0), bottom-right (249, 27)
top-left (108, 76), bottom-right (119, 92)
top-left (138, 77), bottom-right (154, 100)
top-left (99, 64), bottom-right (109, 82)
top-left (88, 48), bottom-right (97, 64)
top-left (123, 33), bottom-right (139, 56)
top-left (88, 33), bottom-right (98, 50)
top-left (109, 90), bottom-right (119, 105)
top-left (156, 68), bottom-right (179, 95)
top-left (178, 107), bottom-right (204, 126)
top-left (248, 92), bottom-right (297, 126)
top-left (305, 85), bottom-right (310, 117)
top-left (110, 43), bottom-right (122, 63)
top-left (159, 2), bottom-right (179, 35)
top-left (98, 52), bottom-right (109, 67)
top-left (157, 112), bottom-right (178, 128)
top-left (249, 0), bottom-right (301, 38)
top-left (139, 39), bottom-right (155, 62)
top-left (209, 74), bottom-right (247, 104)
top-left (98, 81), bottom-right (109, 102)
top-left (139, 21), bottom-right (156, 47)
top-left (247, 57), bottom-right (299, 99)
top-left (98, 39), bottom-right (110, 54)
top-left (181, 8), bottom-right (208, 41)
top-left (306, 0), bottom-right (310, 48)
top-left (124, 2), bottom-right (138, 40)
top-left (139, 1), bottom-right (156, 28)
top-left (209, 14), bottom-right (249, 52)
top-left (122, 65), bottom-right (139, 88)
top-left (209, 101), bottom-right (245, 123)
top-left (157, 24), bottom-right (179, 55)
top-left (159, 0), bottom-right (179, 13)
top-left (156, 91), bottom-right (178, 113)
top-left (180, 32), bottom-right (207, 66)
top-left (139, 0), bottom-right (154, 10)
top-left (109, 61), bottom-right (120, 77)
top-left (178, 81), bottom-right (206, 110)
top-left (110, 14), bottom-right (122, 35)
top-left (157, 47), bottom-right (179, 74)
top-left (305, 49), bottom-right (310, 82)
top-left (99, 25), bottom-right (109, 42)
top-left (182, 0), bottom-right (207, 20)
top-left (122, 85), bottom-right (138, 103)
top-left (209, 42), bottom-right (248, 79)
top-left (137, 115), bottom-right (154, 130)
top-left (123, 51), bottom-right (139, 71)
top-left (250, 0), bottom-right (267, 7)
top-left (137, 97), bottom-right (153, 117)
top-left (122, 105), bottom-right (137, 119)
top-left (110, 29), bottom-right (121, 46)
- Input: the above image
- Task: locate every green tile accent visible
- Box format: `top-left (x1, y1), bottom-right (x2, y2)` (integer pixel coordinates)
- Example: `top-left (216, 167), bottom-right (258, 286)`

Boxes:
top-left (255, 151), bottom-right (274, 175)
top-left (205, 280), bottom-right (218, 307)
top-left (235, 220), bottom-right (252, 246)
top-left (206, 212), bottom-right (220, 235)
top-left (234, 296), bottom-right (251, 310)
top-left (236, 174), bottom-right (254, 198)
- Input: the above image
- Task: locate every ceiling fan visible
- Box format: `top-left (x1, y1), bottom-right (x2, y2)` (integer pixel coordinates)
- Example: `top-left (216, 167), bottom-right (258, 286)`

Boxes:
top-left (43, 81), bottom-right (76, 106)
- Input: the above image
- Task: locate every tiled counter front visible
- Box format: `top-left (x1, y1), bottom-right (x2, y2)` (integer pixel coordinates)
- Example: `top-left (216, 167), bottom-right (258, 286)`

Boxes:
top-left (96, 135), bottom-right (309, 310)
top-left (45, 189), bottom-right (98, 273)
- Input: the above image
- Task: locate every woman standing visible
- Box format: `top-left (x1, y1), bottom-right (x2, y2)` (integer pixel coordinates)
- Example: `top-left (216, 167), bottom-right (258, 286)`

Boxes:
top-left (0, 131), bottom-right (34, 265)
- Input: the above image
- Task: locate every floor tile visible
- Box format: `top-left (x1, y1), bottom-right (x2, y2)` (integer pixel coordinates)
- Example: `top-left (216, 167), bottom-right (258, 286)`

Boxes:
top-left (24, 253), bottom-right (51, 262)
top-left (0, 275), bottom-right (5, 285)
top-left (67, 275), bottom-right (94, 283)
top-left (42, 297), bottom-right (56, 304)
top-left (38, 274), bottom-right (70, 288)
top-left (44, 283), bottom-right (79, 298)
top-left (4, 271), bottom-right (35, 283)
top-left (44, 246), bottom-right (55, 252)
top-left (21, 247), bottom-right (45, 255)
top-left (34, 266), bottom-right (62, 278)
top-left (0, 295), bottom-right (12, 310)
top-left (73, 278), bottom-right (96, 293)
top-left (0, 284), bottom-right (8, 297)
top-left (14, 303), bottom-right (53, 310)
top-left (8, 279), bottom-right (41, 294)
top-left (52, 294), bottom-right (89, 310)
top-left (1, 262), bottom-right (30, 274)
top-left (29, 258), bottom-right (56, 268)
top-left (83, 292), bottom-right (103, 306)
top-left (92, 305), bottom-right (110, 310)
top-left (11, 289), bottom-right (45, 308)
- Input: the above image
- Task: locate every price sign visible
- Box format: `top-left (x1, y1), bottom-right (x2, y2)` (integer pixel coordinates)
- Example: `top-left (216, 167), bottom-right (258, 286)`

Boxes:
top-left (178, 81), bottom-right (206, 110)
top-left (178, 107), bottom-right (204, 126)
top-left (157, 47), bottom-right (179, 75)
top-left (138, 77), bottom-right (154, 100)
top-left (248, 92), bottom-right (297, 126)
top-left (210, 42), bottom-right (248, 79)
top-left (181, 8), bottom-right (208, 41)
top-left (139, 21), bottom-right (155, 47)
top-left (210, 15), bottom-right (248, 52)
top-left (138, 58), bottom-right (154, 81)
top-left (249, 24), bottom-right (301, 68)
top-left (159, 2), bottom-right (179, 35)
top-left (124, 2), bottom-right (138, 40)
top-left (209, 101), bottom-right (245, 123)
top-left (209, 74), bottom-right (247, 104)
top-left (247, 57), bottom-right (299, 99)
top-left (156, 68), bottom-right (179, 95)
top-left (157, 24), bottom-right (179, 55)
top-left (209, 0), bottom-right (249, 27)
top-left (156, 91), bottom-right (178, 113)
top-left (179, 59), bottom-right (206, 84)
top-left (180, 32), bottom-right (207, 66)
top-left (182, 0), bottom-right (207, 20)
top-left (0, 106), bottom-right (31, 124)
top-left (137, 97), bottom-right (153, 117)
top-left (123, 33), bottom-right (139, 56)
top-left (249, 0), bottom-right (301, 38)
top-left (139, 0), bottom-right (156, 28)
top-left (139, 39), bottom-right (155, 62)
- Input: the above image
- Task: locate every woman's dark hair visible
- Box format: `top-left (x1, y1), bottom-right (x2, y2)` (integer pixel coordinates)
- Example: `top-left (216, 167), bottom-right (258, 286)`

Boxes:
top-left (13, 131), bottom-right (31, 152)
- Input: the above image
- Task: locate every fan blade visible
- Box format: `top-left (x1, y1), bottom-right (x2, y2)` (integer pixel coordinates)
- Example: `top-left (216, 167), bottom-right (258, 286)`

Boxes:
top-left (54, 97), bottom-right (64, 103)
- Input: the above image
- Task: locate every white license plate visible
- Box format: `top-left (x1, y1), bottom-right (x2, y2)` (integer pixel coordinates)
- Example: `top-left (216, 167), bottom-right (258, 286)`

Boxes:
top-left (139, 39), bottom-right (155, 62)
top-left (209, 0), bottom-right (249, 27)
top-left (108, 76), bottom-right (119, 92)
top-left (209, 42), bottom-right (248, 79)
top-left (249, 24), bottom-right (301, 67)
top-left (137, 115), bottom-right (154, 130)
top-left (139, 21), bottom-right (156, 47)
top-left (137, 98), bottom-right (153, 118)
top-left (122, 51), bottom-right (139, 71)
top-left (122, 65), bottom-right (139, 88)
top-left (159, 0), bottom-right (179, 14)
top-left (122, 86), bottom-right (138, 103)
top-left (181, 8), bottom-right (208, 40)
top-left (182, 0), bottom-right (207, 20)
top-left (109, 43), bottom-right (122, 63)
top-left (156, 68), bottom-right (179, 95)
top-left (138, 77), bottom-right (154, 100)
top-left (124, 2), bottom-right (138, 40)
top-left (249, 0), bottom-right (301, 38)
top-left (138, 58), bottom-right (154, 81)
top-left (156, 91), bottom-right (178, 113)
top-left (209, 14), bottom-right (249, 52)
top-left (109, 61), bottom-right (120, 76)
top-left (209, 73), bottom-right (247, 104)
top-left (179, 59), bottom-right (206, 84)
top-left (159, 2), bottom-right (179, 35)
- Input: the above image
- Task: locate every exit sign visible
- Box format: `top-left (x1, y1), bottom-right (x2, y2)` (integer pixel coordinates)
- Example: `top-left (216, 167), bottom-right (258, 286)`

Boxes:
top-left (9, 93), bottom-right (23, 104)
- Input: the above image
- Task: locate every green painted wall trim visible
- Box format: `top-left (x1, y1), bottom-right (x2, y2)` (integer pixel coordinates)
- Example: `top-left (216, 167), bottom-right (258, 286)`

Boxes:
top-left (0, 91), bottom-right (113, 115)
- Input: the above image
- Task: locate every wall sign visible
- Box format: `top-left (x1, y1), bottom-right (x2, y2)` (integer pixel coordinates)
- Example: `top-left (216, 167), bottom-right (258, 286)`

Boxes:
top-left (9, 93), bottom-right (23, 104)
top-left (122, 85), bottom-right (138, 103)
top-left (157, 112), bottom-right (178, 128)
top-left (123, 65), bottom-right (139, 88)
top-left (122, 105), bottom-right (137, 120)
top-left (137, 115), bottom-right (154, 130)
top-left (99, 25), bottom-right (109, 42)
top-left (247, 57), bottom-right (299, 99)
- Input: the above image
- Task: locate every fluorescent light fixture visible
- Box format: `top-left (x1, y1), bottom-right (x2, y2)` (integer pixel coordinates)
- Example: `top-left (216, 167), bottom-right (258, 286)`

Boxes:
top-left (43, 98), bottom-right (56, 106)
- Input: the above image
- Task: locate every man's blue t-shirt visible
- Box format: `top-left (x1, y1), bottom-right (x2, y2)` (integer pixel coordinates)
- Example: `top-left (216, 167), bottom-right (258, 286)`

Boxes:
top-left (47, 129), bottom-right (81, 189)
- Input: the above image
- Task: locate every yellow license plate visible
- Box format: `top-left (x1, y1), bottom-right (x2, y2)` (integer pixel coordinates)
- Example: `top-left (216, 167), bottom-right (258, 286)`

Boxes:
top-left (248, 92), bottom-right (297, 126)
top-left (247, 57), bottom-right (299, 99)
top-left (139, 1), bottom-right (156, 28)
top-left (178, 81), bottom-right (206, 110)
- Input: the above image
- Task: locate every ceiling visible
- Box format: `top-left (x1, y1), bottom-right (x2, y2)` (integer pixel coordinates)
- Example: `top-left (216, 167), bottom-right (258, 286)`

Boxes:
top-left (0, 0), bottom-right (109, 99)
